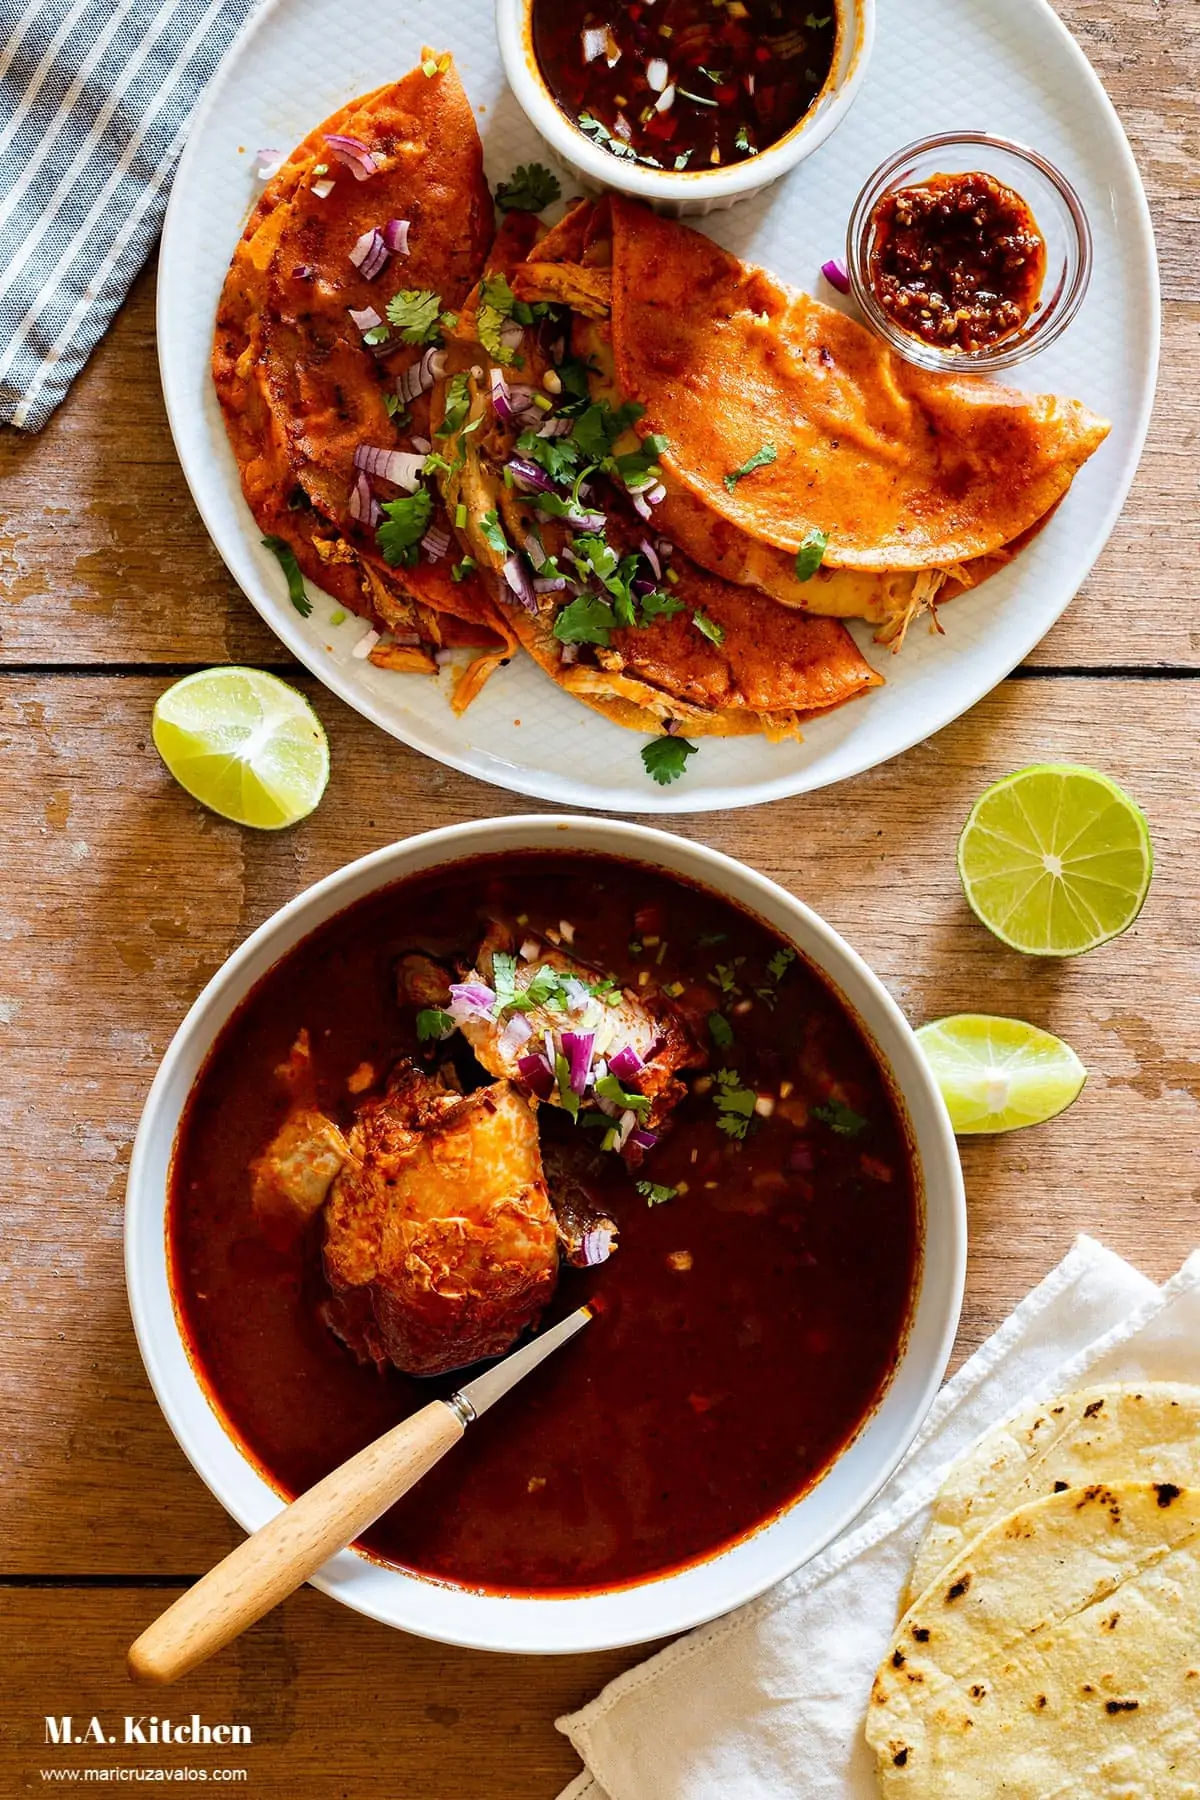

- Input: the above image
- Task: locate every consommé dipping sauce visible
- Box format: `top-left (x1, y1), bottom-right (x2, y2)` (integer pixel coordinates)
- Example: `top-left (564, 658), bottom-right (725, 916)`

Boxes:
top-left (532, 0), bottom-right (839, 172)
top-left (170, 852), bottom-right (920, 1594)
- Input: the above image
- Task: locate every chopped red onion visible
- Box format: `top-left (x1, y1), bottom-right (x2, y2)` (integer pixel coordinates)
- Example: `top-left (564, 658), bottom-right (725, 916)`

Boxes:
top-left (348, 304), bottom-right (382, 334)
top-left (630, 1128), bottom-right (658, 1151)
top-left (448, 981), bottom-right (496, 1022)
top-left (615, 1109), bottom-right (638, 1151)
top-left (354, 443), bottom-right (426, 489)
top-left (608, 1045), bottom-right (644, 1082)
top-left (656, 537), bottom-right (674, 560)
top-left (631, 490), bottom-right (653, 523)
top-left (382, 218), bottom-right (410, 254)
top-left (822, 258), bottom-right (851, 295)
top-left (311, 177), bottom-right (335, 199)
top-left (655, 84), bottom-right (676, 114)
top-left (533, 575), bottom-right (567, 593)
top-left (410, 434), bottom-right (432, 454)
top-left (523, 531), bottom-right (546, 569)
top-left (349, 227), bottom-right (389, 281)
top-left (498, 318), bottom-right (524, 355)
top-left (582, 26), bottom-right (607, 62)
top-left (324, 133), bottom-right (378, 181)
top-left (517, 1052), bottom-right (555, 1101)
top-left (489, 366), bottom-right (513, 423)
top-left (348, 468), bottom-right (380, 528)
top-left (519, 936), bottom-right (540, 961)
top-left (637, 538), bottom-right (662, 580)
top-left (254, 147), bottom-right (283, 178)
top-left (351, 626), bottom-right (380, 659)
top-left (647, 481), bottom-right (667, 505)
top-left (396, 344), bottom-right (446, 404)
top-left (646, 58), bottom-right (669, 92)
top-left (422, 526), bottom-right (451, 561)
top-left (580, 1224), bottom-right (617, 1266)
top-left (559, 642), bottom-right (580, 665)
top-left (434, 647), bottom-right (457, 666)
top-left (537, 416), bottom-right (573, 438)
top-left (499, 1012), bottom-right (534, 1056)
top-left (560, 1030), bottom-right (596, 1095)
top-left (508, 456), bottom-right (557, 496)
top-left (292, 264), bottom-right (314, 281)
top-left (503, 554), bottom-right (538, 613)
top-left (549, 502), bottom-right (606, 532)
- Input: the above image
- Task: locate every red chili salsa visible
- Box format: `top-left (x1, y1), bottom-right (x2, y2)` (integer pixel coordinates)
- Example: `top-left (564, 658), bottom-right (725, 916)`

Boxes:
top-left (868, 171), bottom-right (1047, 354)
top-left (169, 851), bottom-right (919, 1594)
top-left (531, 0), bottom-right (839, 172)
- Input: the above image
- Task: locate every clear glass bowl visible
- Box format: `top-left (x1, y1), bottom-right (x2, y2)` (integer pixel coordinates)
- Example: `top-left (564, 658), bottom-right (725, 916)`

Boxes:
top-left (846, 131), bottom-right (1093, 374)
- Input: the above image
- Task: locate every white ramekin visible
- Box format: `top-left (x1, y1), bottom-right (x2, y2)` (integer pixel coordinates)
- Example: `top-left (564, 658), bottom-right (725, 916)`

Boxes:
top-left (125, 815), bottom-right (964, 1655)
top-left (495, 0), bottom-right (875, 216)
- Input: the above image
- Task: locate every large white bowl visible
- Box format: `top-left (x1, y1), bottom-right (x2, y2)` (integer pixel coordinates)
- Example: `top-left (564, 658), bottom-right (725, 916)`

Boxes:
top-left (495, 0), bottom-right (874, 216)
top-left (125, 817), bottom-right (966, 1654)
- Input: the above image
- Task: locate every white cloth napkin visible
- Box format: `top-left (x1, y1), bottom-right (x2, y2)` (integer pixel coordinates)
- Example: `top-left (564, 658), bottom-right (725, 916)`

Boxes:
top-left (557, 1236), bottom-right (1200, 1800)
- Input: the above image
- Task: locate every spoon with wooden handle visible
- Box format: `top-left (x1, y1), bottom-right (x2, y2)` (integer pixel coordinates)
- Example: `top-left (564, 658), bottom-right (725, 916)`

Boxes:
top-left (127, 1304), bottom-right (591, 1685)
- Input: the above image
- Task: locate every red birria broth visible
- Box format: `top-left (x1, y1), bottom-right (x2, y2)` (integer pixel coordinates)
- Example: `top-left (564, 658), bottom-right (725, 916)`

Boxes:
top-left (169, 850), bottom-right (919, 1595)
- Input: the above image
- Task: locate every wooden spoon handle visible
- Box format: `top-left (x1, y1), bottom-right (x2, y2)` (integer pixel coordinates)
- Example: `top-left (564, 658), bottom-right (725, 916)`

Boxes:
top-left (127, 1399), bottom-right (464, 1685)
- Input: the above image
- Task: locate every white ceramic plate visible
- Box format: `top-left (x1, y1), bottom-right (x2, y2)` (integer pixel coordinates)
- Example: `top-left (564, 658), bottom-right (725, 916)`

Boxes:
top-left (125, 817), bottom-right (966, 1653)
top-left (158, 0), bottom-right (1157, 814)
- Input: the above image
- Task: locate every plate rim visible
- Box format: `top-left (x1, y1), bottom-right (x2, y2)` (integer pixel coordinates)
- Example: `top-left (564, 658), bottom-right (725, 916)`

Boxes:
top-left (156, 0), bottom-right (1161, 815)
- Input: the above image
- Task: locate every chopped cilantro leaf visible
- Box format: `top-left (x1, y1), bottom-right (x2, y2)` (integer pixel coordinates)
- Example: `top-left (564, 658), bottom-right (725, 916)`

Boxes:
top-left (362, 323), bottom-right (390, 346)
top-left (376, 488), bottom-right (433, 567)
top-left (691, 609), bottom-right (725, 646)
top-left (795, 528), bottom-right (829, 581)
top-left (477, 271), bottom-right (519, 365)
top-left (416, 1008), bottom-right (454, 1042)
top-left (711, 961), bottom-right (741, 997)
top-left (495, 162), bottom-right (562, 213)
top-left (639, 586), bottom-right (685, 621)
top-left (806, 11), bottom-right (832, 25)
top-left (812, 1099), bottom-right (869, 1137)
top-left (723, 442), bottom-right (777, 492)
top-left (636, 1181), bottom-right (679, 1206)
top-left (641, 735), bottom-right (698, 785)
top-left (491, 951), bottom-right (520, 1011)
top-left (735, 123), bottom-right (757, 154)
top-left (708, 1011), bottom-right (734, 1050)
top-left (260, 535), bottom-right (312, 617)
top-left (385, 289), bottom-right (444, 344)
top-left (767, 947), bottom-right (796, 983)
top-left (554, 1052), bottom-right (581, 1121)
top-left (553, 593), bottom-right (617, 647)
top-left (713, 1068), bottom-right (757, 1139)
top-left (516, 427), bottom-right (581, 484)
top-left (480, 509), bottom-right (511, 559)
top-left (570, 398), bottom-right (645, 462)
top-left (697, 931), bottom-right (728, 947)
top-left (594, 1073), bottom-right (650, 1117)
top-left (578, 112), bottom-right (611, 143)
top-left (436, 371), bottom-right (472, 438)
top-left (384, 393), bottom-right (407, 423)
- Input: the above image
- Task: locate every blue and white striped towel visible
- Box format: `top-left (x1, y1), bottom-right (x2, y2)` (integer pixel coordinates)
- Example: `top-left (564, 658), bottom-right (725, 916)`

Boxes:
top-left (0, 0), bottom-right (259, 431)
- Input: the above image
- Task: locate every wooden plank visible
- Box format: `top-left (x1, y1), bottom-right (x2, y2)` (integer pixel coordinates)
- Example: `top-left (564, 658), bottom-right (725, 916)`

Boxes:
top-left (0, 671), bottom-right (1196, 1576)
top-left (0, 1586), bottom-right (643, 1798)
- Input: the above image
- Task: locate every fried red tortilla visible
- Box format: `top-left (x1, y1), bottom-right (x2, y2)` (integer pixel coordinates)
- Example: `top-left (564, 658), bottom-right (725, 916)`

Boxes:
top-left (516, 197), bottom-right (1110, 580)
top-left (212, 57), bottom-right (516, 701)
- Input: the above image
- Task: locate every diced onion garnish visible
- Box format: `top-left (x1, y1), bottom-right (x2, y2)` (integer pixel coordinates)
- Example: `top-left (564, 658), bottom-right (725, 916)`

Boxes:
top-left (499, 1012), bottom-right (534, 1056)
top-left (499, 318), bottom-right (525, 356)
top-left (615, 1109), bottom-right (638, 1151)
top-left (324, 133), bottom-right (378, 180)
top-left (631, 490), bottom-right (652, 522)
top-left (489, 365), bottom-right (513, 422)
top-left (646, 58), bottom-right (669, 92)
top-left (254, 148), bottom-right (283, 179)
top-left (292, 264), bottom-right (314, 281)
top-left (349, 227), bottom-right (389, 281)
top-left (508, 456), bottom-right (557, 496)
top-left (608, 1044), bottom-right (644, 1081)
top-left (351, 626), bottom-right (380, 659)
top-left (348, 468), bottom-right (380, 528)
top-left (580, 1224), bottom-right (617, 1266)
top-left (517, 1052), bottom-right (555, 1101)
top-left (503, 554), bottom-right (539, 614)
top-left (348, 304), bottom-right (383, 334)
top-left (519, 937), bottom-right (541, 961)
top-left (630, 1127), bottom-right (658, 1151)
top-left (822, 258), bottom-right (852, 295)
top-left (563, 976), bottom-right (590, 1014)
top-left (560, 1030), bottom-right (596, 1095)
top-left (559, 919), bottom-right (575, 944)
top-left (614, 113), bottom-right (632, 141)
top-left (537, 416), bottom-right (573, 439)
top-left (310, 178), bottom-right (335, 199)
top-left (448, 981), bottom-right (496, 1022)
top-left (523, 531), bottom-right (546, 569)
top-left (421, 526), bottom-right (451, 561)
top-left (353, 443), bottom-right (426, 489)
top-left (637, 538), bottom-right (662, 580)
top-left (382, 218), bottom-right (410, 254)
top-left (582, 26), bottom-right (607, 62)
top-left (647, 481), bottom-right (667, 505)
top-left (396, 345), bottom-right (446, 404)
top-left (655, 84), bottom-right (676, 114)
top-left (746, 73), bottom-right (756, 96)
top-left (410, 435), bottom-right (432, 454)
top-left (559, 642), bottom-right (579, 664)
top-left (534, 576), bottom-right (567, 593)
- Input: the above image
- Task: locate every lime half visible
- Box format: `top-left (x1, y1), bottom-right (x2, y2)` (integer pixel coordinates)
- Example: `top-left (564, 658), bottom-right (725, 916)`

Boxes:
top-left (917, 1014), bottom-right (1087, 1135)
top-left (152, 668), bottom-right (329, 830)
top-left (957, 764), bottom-right (1152, 957)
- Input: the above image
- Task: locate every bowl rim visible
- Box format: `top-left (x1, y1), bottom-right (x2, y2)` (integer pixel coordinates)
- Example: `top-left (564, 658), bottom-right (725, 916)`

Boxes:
top-left (125, 815), bottom-right (966, 1654)
top-left (494, 0), bottom-right (876, 205)
top-left (845, 129), bottom-right (1095, 375)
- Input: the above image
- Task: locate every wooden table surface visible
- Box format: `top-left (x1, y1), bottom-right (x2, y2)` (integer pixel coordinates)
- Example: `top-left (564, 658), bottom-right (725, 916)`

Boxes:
top-left (2, 3), bottom-right (1197, 1792)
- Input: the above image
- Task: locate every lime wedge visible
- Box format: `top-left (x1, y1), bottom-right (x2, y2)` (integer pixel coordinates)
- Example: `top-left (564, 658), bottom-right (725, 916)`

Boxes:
top-left (152, 668), bottom-right (329, 830)
top-left (957, 764), bottom-right (1152, 956)
top-left (917, 1015), bottom-right (1087, 1134)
